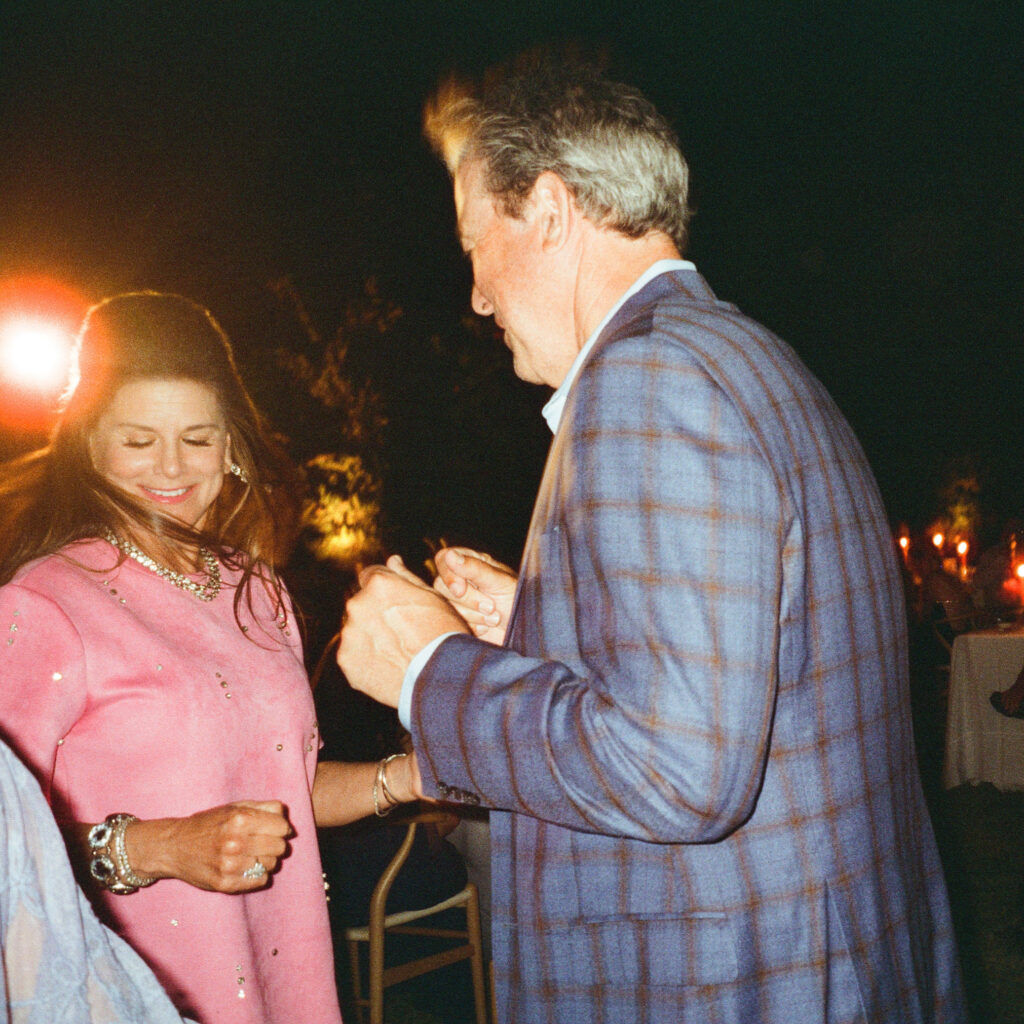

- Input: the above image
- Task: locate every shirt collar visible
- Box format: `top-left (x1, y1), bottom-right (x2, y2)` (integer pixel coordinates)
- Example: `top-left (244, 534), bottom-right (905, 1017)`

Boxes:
top-left (541, 259), bottom-right (696, 433)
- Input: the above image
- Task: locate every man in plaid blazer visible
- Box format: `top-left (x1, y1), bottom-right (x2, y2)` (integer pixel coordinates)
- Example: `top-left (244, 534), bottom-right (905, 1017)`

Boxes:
top-left (339, 61), bottom-right (965, 1023)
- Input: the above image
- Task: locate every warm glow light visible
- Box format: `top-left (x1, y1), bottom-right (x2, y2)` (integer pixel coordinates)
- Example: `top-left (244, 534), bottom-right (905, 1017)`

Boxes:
top-left (932, 532), bottom-right (944, 549)
top-left (301, 453), bottom-right (383, 569)
top-left (1016, 564), bottom-right (1024, 581)
top-left (0, 315), bottom-right (73, 393)
top-left (898, 536), bottom-right (909, 551)
top-left (0, 277), bottom-right (88, 432)
top-left (956, 540), bottom-right (968, 556)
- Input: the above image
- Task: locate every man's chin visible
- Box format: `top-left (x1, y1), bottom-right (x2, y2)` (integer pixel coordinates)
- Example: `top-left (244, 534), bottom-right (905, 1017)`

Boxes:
top-left (511, 358), bottom-right (541, 386)
top-left (505, 342), bottom-right (534, 384)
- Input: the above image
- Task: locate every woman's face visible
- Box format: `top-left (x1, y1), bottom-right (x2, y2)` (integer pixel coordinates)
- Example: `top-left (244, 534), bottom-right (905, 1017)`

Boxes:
top-left (89, 377), bottom-right (231, 530)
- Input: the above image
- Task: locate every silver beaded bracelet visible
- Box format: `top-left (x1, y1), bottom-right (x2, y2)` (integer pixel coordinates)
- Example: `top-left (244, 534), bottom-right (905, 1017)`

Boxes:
top-left (87, 813), bottom-right (156, 894)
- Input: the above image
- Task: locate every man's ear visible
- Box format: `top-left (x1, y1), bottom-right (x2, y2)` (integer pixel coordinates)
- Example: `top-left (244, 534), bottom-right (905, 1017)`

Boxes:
top-left (530, 171), bottom-right (576, 253)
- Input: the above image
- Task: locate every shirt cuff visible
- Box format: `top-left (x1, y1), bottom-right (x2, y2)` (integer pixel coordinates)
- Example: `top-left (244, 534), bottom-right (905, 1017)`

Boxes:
top-left (399, 632), bottom-right (460, 729)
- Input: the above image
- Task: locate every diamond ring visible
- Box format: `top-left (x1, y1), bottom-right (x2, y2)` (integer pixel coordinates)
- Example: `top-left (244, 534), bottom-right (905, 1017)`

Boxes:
top-left (242, 859), bottom-right (267, 880)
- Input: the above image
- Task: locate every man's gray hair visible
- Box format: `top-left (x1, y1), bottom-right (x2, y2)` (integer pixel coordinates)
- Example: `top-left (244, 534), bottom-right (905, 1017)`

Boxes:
top-left (425, 60), bottom-right (692, 252)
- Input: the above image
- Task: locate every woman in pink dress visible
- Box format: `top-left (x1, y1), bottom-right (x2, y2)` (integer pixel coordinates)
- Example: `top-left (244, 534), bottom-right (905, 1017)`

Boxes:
top-left (0, 292), bottom-right (420, 1023)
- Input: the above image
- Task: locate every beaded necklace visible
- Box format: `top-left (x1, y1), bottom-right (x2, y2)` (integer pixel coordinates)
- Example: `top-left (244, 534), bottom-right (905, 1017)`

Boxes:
top-left (103, 530), bottom-right (221, 602)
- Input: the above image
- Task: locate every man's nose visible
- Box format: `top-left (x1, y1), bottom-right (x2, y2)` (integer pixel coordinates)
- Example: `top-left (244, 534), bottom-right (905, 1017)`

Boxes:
top-left (471, 284), bottom-right (493, 317)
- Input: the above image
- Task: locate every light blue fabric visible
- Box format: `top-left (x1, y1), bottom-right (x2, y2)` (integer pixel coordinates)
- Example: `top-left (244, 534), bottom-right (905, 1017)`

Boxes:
top-left (399, 631), bottom-right (457, 729)
top-left (0, 740), bottom-right (188, 1024)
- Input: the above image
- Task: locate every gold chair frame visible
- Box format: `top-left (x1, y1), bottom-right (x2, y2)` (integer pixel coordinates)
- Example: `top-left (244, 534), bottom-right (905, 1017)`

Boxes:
top-left (342, 811), bottom-right (489, 1024)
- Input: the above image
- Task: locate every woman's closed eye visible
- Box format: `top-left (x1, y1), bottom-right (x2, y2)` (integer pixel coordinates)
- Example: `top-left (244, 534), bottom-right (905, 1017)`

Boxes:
top-left (121, 436), bottom-right (215, 449)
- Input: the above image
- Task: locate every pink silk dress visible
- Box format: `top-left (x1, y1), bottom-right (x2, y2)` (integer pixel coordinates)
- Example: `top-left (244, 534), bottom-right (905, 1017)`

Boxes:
top-left (0, 538), bottom-right (343, 1024)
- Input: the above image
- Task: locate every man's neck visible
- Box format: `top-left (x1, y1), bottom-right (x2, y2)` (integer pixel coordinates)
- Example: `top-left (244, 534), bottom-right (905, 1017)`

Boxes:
top-left (573, 230), bottom-right (681, 348)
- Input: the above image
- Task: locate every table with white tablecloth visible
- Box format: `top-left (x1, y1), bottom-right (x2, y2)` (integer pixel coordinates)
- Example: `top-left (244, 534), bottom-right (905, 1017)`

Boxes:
top-left (943, 627), bottom-right (1024, 790)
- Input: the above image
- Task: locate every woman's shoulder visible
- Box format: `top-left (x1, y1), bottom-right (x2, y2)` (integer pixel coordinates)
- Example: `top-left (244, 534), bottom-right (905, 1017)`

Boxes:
top-left (9, 538), bottom-right (120, 593)
top-left (0, 542), bottom-right (113, 642)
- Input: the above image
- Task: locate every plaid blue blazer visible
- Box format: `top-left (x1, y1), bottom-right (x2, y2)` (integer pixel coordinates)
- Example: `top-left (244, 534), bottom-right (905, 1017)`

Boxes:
top-left (412, 269), bottom-right (965, 1024)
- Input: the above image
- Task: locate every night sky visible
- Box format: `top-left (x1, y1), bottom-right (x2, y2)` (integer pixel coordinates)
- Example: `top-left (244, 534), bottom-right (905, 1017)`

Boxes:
top-left (2, 1), bottom-right (1022, 556)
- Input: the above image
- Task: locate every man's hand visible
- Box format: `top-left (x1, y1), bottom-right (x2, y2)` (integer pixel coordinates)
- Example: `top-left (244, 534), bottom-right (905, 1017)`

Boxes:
top-left (337, 554), bottom-right (470, 707)
top-left (433, 547), bottom-right (518, 646)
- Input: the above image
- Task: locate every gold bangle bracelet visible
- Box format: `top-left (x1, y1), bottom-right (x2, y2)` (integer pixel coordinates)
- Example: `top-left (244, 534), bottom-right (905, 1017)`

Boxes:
top-left (373, 758), bottom-right (394, 817)
top-left (379, 752), bottom-right (407, 807)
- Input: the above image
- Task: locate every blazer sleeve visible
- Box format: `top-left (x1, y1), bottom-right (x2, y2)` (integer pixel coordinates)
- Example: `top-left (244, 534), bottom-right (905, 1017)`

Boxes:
top-left (413, 327), bottom-right (788, 843)
top-left (0, 583), bottom-right (88, 802)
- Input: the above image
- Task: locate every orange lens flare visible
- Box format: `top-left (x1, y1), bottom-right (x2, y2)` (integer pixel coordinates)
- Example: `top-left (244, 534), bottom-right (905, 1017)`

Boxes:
top-left (0, 277), bottom-right (88, 433)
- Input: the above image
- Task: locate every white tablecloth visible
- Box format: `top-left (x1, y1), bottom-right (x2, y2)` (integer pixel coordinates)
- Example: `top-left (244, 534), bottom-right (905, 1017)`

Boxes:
top-left (943, 628), bottom-right (1024, 790)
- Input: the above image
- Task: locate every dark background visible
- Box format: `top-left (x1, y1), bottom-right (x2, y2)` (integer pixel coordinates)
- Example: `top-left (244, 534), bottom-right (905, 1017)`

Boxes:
top-left (2, 0), bottom-right (1022, 563)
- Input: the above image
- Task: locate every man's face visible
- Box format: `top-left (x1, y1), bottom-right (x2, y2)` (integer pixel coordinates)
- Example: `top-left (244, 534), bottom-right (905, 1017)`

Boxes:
top-left (454, 159), bottom-right (575, 388)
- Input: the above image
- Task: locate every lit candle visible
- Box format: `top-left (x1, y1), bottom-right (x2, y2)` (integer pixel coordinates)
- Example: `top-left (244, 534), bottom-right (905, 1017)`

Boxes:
top-left (957, 540), bottom-right (969, 579)
top-left (898, 535), bottom-right (910, 563)
top-left (932, 532), bottom-right (944, 552)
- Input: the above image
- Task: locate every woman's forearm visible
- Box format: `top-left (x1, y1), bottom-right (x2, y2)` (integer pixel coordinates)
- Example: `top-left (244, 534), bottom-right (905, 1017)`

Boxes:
top-left (312, 754), bottom-right (421, 828)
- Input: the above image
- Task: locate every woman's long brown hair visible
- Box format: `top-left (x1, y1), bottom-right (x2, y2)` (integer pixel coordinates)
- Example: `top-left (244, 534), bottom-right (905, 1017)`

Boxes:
top-left (0, 292), bottom-right (303, 632)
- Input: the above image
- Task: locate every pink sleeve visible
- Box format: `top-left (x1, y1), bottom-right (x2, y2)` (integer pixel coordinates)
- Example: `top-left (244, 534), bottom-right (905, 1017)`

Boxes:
top-left (0, 584), bottom-right (88, 802)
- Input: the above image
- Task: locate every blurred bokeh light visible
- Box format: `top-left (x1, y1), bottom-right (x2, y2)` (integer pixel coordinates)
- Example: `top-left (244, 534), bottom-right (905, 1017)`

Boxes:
top-left (0, 277), bottom-right (87, 433)
top-left (0, 315), bottom-right (72, 392)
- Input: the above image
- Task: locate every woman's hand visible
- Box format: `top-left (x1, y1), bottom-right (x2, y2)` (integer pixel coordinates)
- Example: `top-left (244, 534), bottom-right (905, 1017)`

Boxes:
top-left (125, 800), bottom-right (292, 892)
top-left (432, 547), bottom-right (518, 645)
